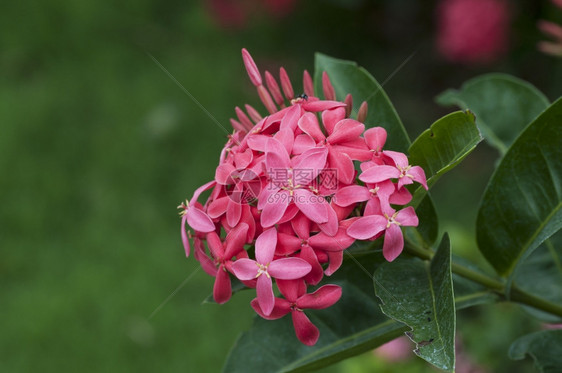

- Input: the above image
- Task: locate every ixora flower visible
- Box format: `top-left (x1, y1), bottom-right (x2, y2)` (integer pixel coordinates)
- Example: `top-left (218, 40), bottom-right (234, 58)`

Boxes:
top-left (179, 49), bottom-right (427, 345)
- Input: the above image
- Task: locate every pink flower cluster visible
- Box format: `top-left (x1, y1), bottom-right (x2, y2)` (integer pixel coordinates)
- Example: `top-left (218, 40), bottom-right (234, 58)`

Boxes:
top-left (179, 49), bottom-right (427, 346)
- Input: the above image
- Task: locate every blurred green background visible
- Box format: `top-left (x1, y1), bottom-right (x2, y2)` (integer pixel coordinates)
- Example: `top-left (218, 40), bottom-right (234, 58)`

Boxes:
top-left (2, 0), bottom-right (561, 372)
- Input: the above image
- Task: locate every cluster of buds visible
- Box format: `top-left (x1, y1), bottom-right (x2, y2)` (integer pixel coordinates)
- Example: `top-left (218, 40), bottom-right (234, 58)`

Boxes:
top-left (179, 49), bottom-right (427, 345)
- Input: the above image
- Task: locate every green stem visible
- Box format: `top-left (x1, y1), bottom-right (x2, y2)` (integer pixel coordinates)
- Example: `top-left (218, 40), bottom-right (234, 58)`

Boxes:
top-left (404, 240), bottom-right (562, 318)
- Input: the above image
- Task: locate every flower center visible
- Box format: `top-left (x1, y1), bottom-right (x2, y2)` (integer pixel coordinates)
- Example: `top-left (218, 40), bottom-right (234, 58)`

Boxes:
top-left (384, 211), bottom-right (401, 228)
top-left (256, 262), bottom-right (271, 278)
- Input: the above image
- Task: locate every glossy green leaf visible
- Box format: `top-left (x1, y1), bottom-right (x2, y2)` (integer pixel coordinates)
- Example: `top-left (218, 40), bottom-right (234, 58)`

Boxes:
top-left (436, 73), bottom-right (549, 154)
top-left (405, 192), bottom-right (439, 247)
top-left (408, 110), bottom-right (482, 207)
top-left (374, 235), bottom-right (456, 371)
top-left (314, 53), bottom-right (411, 152)
top-left (509, 330), bottom-right (562, 373)
top-left (512, 230), bottom-right (562, 322)
top-left (476, 98), bottom-right (562, 279)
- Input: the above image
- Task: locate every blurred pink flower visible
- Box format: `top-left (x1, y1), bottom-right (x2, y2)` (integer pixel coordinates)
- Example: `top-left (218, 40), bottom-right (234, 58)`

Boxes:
top-left (436, 0), bottom-right (511, 65)
top-left (374, 336), bottom-right (412, 362)
top-left (537, 0), bottom-right (562, 57)
top-left (207, 0), bottom-right (296, 29)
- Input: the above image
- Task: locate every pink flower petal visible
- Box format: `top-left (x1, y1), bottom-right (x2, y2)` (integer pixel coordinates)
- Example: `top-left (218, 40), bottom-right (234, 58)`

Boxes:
top-left (299, 245), bottom-right (324, 285)
top-left (186, 208), bottom-right (215, 233)
top-left (213, 265), bottom-right (232, 304)
top-left (297, 112), bottom-right (325, 143)
top-left (269, 257), bottom-right (312, 279)
top-left (292, 134), bottom-right (316, 155)
top-left (215, 163), bottom-right (236, 185)
top-left (257, 274), bottom-right (275, 316)
top-left (364, 197), bottom-right (383, 216)
top-left (276, 232), bottom-right (302, 255)
top-left (257, 185), bottom-right (280, 210)
top-left (331, 141), bottom-right (371, 161)
top-left (293, 189), bottom-right (329, 224)
top-left (292, 147), bottom-right (328, 184)
top-left (383, 223), bottom-right (404, 262)
top-left (224, 223), bottom-right (249, 259)
top-left (334, 185), bottom-right (370, 207)
top-left (318, 203), bottom-right (339, 237)
top-left (276, 279), bottom-right (307, 302)
top-left (181, 214), bottom-right (190, 257)
top-left (325, 251), bottom-right (343, 276)
top-left (309, 227), bottom-right (355, 252)
top-left (290, 212), bottom-right (311, 239)
top-left (231, 258), bottom-right (259, 281)
top-left (301, 100), bottom-right (346, 112)
top-left (396, 206), bottom-right (419, 227)
top-left (347, 215), bottom-right (387, 240)
top-left (327, 119), bottom-right (365, 145)
top-left (207, 196), bottom-right (228, 219)
top-left (292, 310), bottom-right (320, 346)
top-left (226, 199), bottom-right (242, 227)
top-left (247, 134), bottom-right (269, 152)
top-left (359, 165), bottom-right (401, 184)
top-left (364, 127), bottom-right (387, 152)
top-left (251, 297), bottom-right (291, 320)
top-left (234, 148), bottom-right (253, 169)
top-left (322, 107), bottom-right (346, 135)
top-left (409, 165), bottom-right (428, 190)
top-left (265, 152), bottom-right (290, 179)
top-left (389, 184), bottom-right (412, 205)
top-left (274, 128), bottom-right (295, 155)
top-left (280, 104), bottom-right (301, 131)
top-left (382, 150), bottom-right (409, 168)
top-left (260, 190), bottom-right (290, 227)
top-left (277, 202), bottom-right (300, 224)
top-left (255, 227), bottom-right (278, 264)
top-left (206, 231), bottom-right (223, 259)
top-left (297, 284), bottom-right (342, 309)
top-left (328, 150), bottom-right (355, 185)
top-left (194, 239), bottom-right (217, 277)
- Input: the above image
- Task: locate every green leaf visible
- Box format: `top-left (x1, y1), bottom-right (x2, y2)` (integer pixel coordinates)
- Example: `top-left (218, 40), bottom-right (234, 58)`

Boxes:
top-left (436, 73), bottom-right (549, 154)
top-left (314, 53), bottom-right (411, 152)
top-left (405, 192), bottom-right (439, 247)
top-left (407, 110), bottom-right (482, 207)
top-left (512, 230), bottom-right (562, 322)
top-left (374, 234), bottom-right (456, 371)
top-left (476, 98), bottom-right (562, 280)
top-left (222, 251), bottom-right (408, 373)
top-left (509, 330), bottom-right (562, 373)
